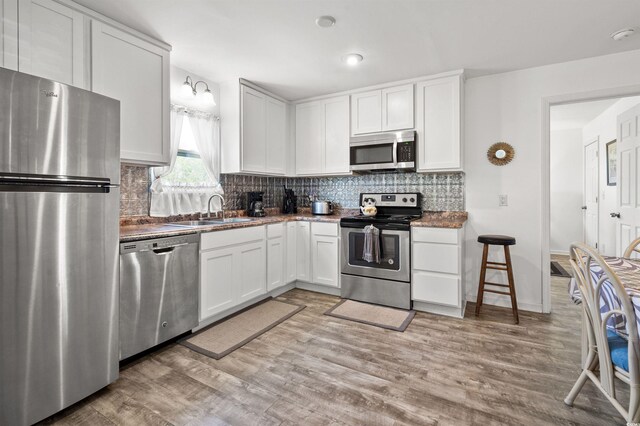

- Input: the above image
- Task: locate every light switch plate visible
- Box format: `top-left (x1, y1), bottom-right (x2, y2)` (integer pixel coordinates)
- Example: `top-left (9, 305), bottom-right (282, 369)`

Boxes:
top-left (499, 194), bottom-right (508, 207)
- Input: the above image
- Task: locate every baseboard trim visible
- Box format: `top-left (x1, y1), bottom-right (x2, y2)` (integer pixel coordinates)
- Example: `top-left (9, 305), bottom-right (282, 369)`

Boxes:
top-left (412, 301), bottom-right (465, 318)
top-left (295, 281), bottom-right (341, 296)
top-left (195, 283), bottom-right (296, 331)
top-left (465, 292), bottom-right (543, 313)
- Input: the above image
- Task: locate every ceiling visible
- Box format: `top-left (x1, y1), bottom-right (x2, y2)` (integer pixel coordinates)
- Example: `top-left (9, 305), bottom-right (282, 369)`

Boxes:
top-left (550, 98), bottom-right (622, 131)
top-left (74, 0), bottom-right (640, 101)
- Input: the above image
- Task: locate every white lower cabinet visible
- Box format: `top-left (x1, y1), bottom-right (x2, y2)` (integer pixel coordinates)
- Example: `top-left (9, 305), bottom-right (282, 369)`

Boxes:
top-left (310, 222), bottom-right (340, 288)
top-left (296, 221), bottom-right (311, 281)
top-left (199, 226), bottom-right (266, 321)
top-left (267, 223), bottom-right (285, 292)
top-left (286, 221), bottom-right (297, 283)
top-left (411, 226), bottom-right (465, 317)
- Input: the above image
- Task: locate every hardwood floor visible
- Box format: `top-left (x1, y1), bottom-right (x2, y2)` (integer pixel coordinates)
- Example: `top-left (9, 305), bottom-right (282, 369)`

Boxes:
top-left (43, 261), bottom-right (624, 425)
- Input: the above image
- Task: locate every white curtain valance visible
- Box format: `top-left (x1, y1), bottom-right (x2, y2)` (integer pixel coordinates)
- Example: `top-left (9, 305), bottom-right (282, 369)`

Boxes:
top-left (150, 105), bottom-right (223, 217)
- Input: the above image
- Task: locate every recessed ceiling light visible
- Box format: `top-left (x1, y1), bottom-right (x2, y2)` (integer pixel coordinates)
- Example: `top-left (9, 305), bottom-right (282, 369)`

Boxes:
top-left (611, 28), bottom-right (635, 41)
top-left (343, 53), bottom-right (363, 66)
top-left (315, 16), bottom-right (336, 28)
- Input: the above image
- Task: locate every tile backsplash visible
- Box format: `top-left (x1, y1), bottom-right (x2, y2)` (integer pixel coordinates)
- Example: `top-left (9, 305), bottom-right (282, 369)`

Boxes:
top-left (120, 164), bottom-right (150, 216)
top-left (219, 172), bottom-right (465, 212)
top-left (120, 165), bottom-right (465, 217)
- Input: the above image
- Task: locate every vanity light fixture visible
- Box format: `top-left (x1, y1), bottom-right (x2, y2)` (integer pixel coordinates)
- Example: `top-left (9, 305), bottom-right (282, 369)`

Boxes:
top-left (182, 76), bottom-right (216, 105)
top-left (343, 53), bottom-right (364, 67)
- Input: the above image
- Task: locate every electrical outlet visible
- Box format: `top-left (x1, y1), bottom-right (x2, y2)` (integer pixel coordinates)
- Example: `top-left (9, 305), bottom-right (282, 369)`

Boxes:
top-left (499, 194), bottom-right (508, 207)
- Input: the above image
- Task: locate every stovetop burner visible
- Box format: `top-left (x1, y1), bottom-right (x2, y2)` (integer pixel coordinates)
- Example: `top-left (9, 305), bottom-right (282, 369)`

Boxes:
top-left (343, 213), bottom-right (422, 223)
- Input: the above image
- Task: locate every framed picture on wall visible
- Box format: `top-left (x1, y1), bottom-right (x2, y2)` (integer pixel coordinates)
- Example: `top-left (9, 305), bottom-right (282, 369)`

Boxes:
top-left (606, 139), bottom-right (617, 186)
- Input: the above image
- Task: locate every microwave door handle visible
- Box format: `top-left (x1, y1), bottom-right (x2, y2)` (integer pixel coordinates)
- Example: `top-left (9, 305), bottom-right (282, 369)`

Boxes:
top-left (392, 141), bottom-right (398, 165)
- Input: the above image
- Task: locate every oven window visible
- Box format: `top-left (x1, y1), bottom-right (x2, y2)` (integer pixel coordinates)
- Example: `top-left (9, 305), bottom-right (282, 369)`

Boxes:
top-left (351, 144), bottom-right (394, 165)
top-left (348, 230), bottom-right (400, 270)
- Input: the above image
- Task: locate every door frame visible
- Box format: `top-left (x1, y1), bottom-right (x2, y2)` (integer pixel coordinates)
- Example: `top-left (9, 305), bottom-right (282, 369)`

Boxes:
top-left (542, 84), bottom-right (640, 313)
top-left (583, 138), bottom-right (599, 250)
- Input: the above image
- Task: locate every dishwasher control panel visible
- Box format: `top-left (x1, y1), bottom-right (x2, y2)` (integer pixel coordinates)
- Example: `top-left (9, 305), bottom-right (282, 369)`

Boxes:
top-left (120, 233), bottom-right (199, 254)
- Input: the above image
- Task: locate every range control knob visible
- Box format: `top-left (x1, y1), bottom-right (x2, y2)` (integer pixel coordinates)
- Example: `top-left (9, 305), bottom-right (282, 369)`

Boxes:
top-left (410, 197), bottom-right (415, 203)
top-left (402, 197), bottom-right (408, 203)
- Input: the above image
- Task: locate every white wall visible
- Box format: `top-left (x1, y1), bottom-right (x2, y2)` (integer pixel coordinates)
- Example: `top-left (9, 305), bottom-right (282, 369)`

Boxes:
top-left (550, 128), bottom-right (583, 254)
top-left (170, 65), bottom-right (220, 115)
top-left (464, 49), bottom-right (640, 313)
top-left (582, 96), bottom-right (640, 256)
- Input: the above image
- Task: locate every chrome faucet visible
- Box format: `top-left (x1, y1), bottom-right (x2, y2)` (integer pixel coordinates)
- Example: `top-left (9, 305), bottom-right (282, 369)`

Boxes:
top-left (203, 194), bottom-right (226, 220)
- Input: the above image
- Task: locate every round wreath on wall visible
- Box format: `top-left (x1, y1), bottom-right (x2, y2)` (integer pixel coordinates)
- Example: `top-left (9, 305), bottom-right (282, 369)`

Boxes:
top-left (487, 142), bottom-right (515, 166)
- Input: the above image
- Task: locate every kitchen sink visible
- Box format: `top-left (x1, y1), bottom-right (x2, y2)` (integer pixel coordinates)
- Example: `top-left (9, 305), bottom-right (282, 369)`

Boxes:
top-left (168, 218), bottom-right (254, 228)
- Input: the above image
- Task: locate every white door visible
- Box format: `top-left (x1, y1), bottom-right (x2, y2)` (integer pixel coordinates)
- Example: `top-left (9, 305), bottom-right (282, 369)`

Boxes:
top-left (584, 140), bottom-right (599, 250)
top-left (1, 0), bottom-right (19, 70)
top-left (286, 222), bottom-right (297, 283)
top-left (241, 86), bottom-right (267, 173)
top-left (296, 221), bottom-right (311, 281)
top-left (311, 235), bottom-right (339, 287)
top-left (265, 96), bottom-right (286, 175)
top-left (416, 76), bottom-right (462, 171)
top-left (381, 84), bottom-right (414, 131)
top-left (200, 247), bottom-right (236, 320)
top-left (237, 240), bottom-right (266, 302)
top-left (351, 90), bottom-right (382, 135)
top-left (18, 0), bottom-right (85, 87)
top-left (295, 101), bottom-right (324, 175)
top-left (267, 236), bottom-right (284, 291)
top-left (616, 105), bottom-right (640, 256)
top-left (91, 21), bottom-right (170, 165)
top-left (323, 96), bottom-right (350, 174)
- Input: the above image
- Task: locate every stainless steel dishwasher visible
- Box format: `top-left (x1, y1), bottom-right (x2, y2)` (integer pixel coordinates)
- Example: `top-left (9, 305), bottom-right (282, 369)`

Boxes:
top-left (119, 234), bottom-right (199, 360)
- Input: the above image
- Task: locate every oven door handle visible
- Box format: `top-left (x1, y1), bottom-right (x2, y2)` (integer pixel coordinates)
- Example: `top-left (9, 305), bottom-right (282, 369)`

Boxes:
top-left (392, 140), bottom-right (398, 166)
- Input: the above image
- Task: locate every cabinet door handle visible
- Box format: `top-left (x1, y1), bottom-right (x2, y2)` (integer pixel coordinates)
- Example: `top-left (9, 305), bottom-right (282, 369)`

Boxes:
top-left (610, 212), bottom-right (621, 218)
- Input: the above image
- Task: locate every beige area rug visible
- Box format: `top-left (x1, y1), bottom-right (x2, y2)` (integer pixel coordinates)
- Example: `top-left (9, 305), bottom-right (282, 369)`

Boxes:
top-left (324, 299), bottom-right (415, 331)
top-left (180, 298), bottom-right (305, 359)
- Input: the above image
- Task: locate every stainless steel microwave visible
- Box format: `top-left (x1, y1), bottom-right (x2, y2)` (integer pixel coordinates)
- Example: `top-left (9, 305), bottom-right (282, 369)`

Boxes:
top-left (349, 130), bottom-right (416, 172)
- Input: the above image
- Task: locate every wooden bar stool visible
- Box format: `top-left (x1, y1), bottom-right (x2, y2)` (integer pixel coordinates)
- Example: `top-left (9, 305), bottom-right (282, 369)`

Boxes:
top-left (475, 234), bottom-right (519, 324)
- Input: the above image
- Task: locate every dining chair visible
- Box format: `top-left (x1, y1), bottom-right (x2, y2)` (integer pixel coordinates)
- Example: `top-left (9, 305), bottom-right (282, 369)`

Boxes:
top-left (624, 237), bottom-right (640, 259)
top-left (565, 242), bottom-right (640, 422)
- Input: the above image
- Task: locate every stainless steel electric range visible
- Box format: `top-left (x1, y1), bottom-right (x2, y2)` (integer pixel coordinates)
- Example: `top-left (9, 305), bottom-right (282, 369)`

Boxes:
top-left (340, 193), bottom-right (422, 309)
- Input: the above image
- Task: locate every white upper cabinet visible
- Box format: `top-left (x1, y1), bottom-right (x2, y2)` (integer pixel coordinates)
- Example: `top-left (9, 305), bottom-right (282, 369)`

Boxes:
top-left (91, 21), bottom-right (170, 165)
top-left (351, 90), bottom-right (381, 134)
top-left (416, 73), bottom-right (463, 172)
top-left (265, 96), bottom-right (286, 174)
top-left (351, 84), bottom-right (414, 135)
top-left (1, 0), bottom-right (19, 70)
top-left (18, 0), bottom-right (85, 88)
top-left (222, 81), bottom-right (287, 175)
top-left (241, 85), bottom-right (267, 173)
top-left (381, 84), bottom-right (414, 131)
top-left (295, 95), bottom-right (349, 176)
top-left (295, 100), bottom-right (324, 175)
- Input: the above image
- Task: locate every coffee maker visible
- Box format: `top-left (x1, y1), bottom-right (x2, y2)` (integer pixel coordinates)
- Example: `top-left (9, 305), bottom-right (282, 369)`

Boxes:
top-left (282, 186), bottom-right (297, 214)
top-left (247, 191), bottom-right (266, 217)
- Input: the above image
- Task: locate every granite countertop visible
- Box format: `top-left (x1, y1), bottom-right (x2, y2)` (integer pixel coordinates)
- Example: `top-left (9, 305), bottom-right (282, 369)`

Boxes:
top-left (120, 209), bottom-right (468, 242)
top-left (411, 211), bottom-right (468, 229)
top-left (120, 209), bottom-right (356, 242)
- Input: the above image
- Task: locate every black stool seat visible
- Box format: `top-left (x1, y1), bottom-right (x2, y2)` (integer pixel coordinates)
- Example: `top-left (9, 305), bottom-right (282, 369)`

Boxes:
top-left (478, 235), bottom-right (516, 246)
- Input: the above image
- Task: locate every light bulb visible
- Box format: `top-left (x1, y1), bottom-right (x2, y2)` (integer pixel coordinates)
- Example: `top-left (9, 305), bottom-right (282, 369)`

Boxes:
top-left (182, 80), bottom-right (194, 97)
top-left (202, 88), bottom-right (215, 106)
top-left (343, 53), bottom-right (363, 67)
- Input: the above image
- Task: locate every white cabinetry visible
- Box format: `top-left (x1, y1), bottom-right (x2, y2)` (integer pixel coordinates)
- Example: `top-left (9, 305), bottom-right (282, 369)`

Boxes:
top-left (18, 0), bottom-right (85, 88)
top-left (91, 21), bottom-right (170, 165)
top-left (416, 73), bottom-right (463, 171)
top-left (267, 223), bottom-right (285, 292)
top-left (351, 84), bottom-right (414, 135)
top-left (1, 0), bottom-right (18, 70)
top-left (411, 226), bottom-right (465, 318)
top-left (286, 221), bottom-right (297, 283)
top-left (295, 95), bottom-right (349, 176)
top-left (310, 222), bottom-right (340, 288)
top-left (200, 226), bottom-right (266, 321)
top-left (222, 81), bottom-right (287, 175)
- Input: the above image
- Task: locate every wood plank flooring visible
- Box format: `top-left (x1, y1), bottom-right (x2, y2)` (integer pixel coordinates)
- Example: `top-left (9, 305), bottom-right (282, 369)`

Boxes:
top-left (42, 257), bottom-right (624, 425)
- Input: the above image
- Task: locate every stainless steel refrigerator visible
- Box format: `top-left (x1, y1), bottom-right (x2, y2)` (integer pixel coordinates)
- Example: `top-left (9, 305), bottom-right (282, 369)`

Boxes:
top-left (0, 67), bottom-right (120, 425)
